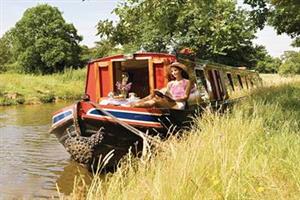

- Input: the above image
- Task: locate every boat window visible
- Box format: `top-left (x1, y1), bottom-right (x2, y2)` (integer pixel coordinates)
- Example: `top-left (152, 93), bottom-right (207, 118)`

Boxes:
top-left (249, 76), bottom-right (254, 87)
top-left (206, 70), bottom-right (217, 99)
top-left (231, 74), bottom-right (241, 90)
top-left (237, 74), bottom-right (244, 89)
top-left (195, 68), bottom-right (208, 92)
top-left (226, 73), bottom-right (235, 91)
top-left (244, 76), bottom-right (249, 89)
top-left (213, 70), bottom-right (225, 99)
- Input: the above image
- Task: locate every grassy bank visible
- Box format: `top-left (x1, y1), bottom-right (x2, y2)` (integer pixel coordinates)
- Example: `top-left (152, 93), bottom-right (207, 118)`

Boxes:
top-left (0, 68), bottom-right (86, 105)
top-left (1, 71), bottom-right (298, 106)
top-left (260, 74), bottom-right (300, 87)
top-left (63, 76), bottom-right (300, 199)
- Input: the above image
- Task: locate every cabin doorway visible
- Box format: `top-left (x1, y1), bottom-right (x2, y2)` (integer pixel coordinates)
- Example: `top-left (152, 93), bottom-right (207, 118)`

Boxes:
top-left (113, 60), bottom-right (150, 98)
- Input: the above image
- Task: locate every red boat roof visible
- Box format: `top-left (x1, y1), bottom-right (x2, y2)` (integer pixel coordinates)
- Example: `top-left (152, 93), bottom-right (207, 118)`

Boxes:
top-left (89, 52), bottom-right (176, 63)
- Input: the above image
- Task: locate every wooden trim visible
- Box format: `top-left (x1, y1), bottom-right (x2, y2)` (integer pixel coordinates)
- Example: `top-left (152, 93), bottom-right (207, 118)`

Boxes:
top-left (204, 70), bottom-right (214, 100)
top-left (135, 56), bottom-right (152, 60)
top-left (163, 60), bottom-right (169, 85)
top-left (219, 71), bottom-right (229, 99)
top-left (98, 62), bottom-right (108, 67)
top-left (108, 61), bottom-right (114, 92)
top-left (94, 63), bottom-right (100, 103)
top-left (111, 58), bottom-right (126, 62)
top-left (84, 65), bottom-right (90, 94)
top-left (148, 59), bottom-right (154, 92)
top-left (153, 58), bottom-right (163, 64)
top-left (212, 70), bottom-right (221, 100)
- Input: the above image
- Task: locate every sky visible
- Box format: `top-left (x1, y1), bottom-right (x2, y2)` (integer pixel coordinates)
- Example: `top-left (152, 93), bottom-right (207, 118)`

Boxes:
top-left (0, 0), bottom-right (299, 58)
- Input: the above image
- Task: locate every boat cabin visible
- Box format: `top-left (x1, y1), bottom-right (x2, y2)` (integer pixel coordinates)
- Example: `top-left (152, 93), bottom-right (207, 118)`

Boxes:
top-left (85, 52), bottom-right (261, 108)
top-left (192, 62), bottom-right (261, 102)
top-left (85, 52), bottom-right (176, 103)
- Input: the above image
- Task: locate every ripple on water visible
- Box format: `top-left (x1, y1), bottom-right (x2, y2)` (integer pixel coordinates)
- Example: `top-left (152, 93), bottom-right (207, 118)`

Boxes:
top-left (0, 103), bottom-right (91, 199)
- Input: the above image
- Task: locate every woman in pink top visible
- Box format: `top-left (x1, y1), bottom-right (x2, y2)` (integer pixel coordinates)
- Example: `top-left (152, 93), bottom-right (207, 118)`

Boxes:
top-left (132, 62), bottom-right (192, 109)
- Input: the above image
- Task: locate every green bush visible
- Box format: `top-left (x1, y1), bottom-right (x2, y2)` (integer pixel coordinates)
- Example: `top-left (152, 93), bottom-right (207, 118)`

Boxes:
top-left (279, 51), bottom-right (300, 75)
top-left (0, 67), bottom-right (85, 105)
top-left (256, 56), bottom-right (281, 73)
top-left (279, 61), bottom-right (300, 75)
top-left (38, 93), bottom-right (55, 103)
top-left (16, 97), bottom-right (25, 104)
top-left (0, 97), bottom-right (16, 106)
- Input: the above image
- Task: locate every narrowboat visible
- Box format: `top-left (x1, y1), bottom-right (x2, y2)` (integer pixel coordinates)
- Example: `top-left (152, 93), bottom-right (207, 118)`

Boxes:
top-left (49, 52), bottom-right (261, 167)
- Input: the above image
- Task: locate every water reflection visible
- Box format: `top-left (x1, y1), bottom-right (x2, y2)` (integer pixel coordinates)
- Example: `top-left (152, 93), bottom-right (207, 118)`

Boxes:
top-left (55, 161), bottom-right (92, 195)
top-left (0, 103), bottom-right (90, 199)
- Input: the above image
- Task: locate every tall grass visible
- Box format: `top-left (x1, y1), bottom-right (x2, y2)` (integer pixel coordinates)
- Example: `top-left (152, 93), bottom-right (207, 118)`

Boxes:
top-left (62, 75), bottom-right (300, 200)
top-left (0, 68), bottom-right (86, 105)
top-left (260, 74), bottom-right (300, 86)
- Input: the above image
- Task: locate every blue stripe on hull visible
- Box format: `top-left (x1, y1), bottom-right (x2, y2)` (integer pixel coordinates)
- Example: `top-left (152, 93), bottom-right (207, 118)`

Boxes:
top-left (53, 110), bottom-right (72, 124)
top-left (88, 109), bottom-right (160, 123)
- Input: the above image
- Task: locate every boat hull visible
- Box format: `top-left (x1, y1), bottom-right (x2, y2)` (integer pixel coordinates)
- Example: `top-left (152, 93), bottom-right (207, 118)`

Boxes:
top-left (49, 101), bottom-right (195, 168)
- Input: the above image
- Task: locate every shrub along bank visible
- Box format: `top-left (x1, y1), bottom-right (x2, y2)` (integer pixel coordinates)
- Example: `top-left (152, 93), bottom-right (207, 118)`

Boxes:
top-left (0, 68), bottom-right (86, 106)
top-left (65, 77), bottom-right (300, 200)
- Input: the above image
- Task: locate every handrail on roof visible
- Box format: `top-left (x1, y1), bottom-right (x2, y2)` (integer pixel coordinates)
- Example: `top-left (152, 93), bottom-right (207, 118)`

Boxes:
top-left (177, 57), bottom-right (258, 74)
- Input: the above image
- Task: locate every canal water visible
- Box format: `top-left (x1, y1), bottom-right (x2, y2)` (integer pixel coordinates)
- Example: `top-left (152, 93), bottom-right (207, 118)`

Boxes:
top-left (0, 103), bottom-right (91, 199)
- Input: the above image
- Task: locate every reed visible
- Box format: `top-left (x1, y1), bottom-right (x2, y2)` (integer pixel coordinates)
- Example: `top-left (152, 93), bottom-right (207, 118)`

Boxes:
top-left (0, 68), bottom-right (86, 105)
top-left (61, 75), bottom-right (300, 200)
top-left (260, 74), bottom-right (300, 86)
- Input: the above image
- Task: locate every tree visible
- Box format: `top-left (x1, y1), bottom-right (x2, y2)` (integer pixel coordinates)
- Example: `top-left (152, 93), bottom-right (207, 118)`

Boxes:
top-left (10, 4), bottom-right (82, 74)
top-left (0, 32), bottom-right (13, 72)
top-left (278, 51), bottom-right (300, 75)
top-left (80, 45), bottom-right (94, 64)
top-left (245, 44), bottom-right (281, 73)
top-left (244, 0), bottom-right (300, 47)
top-left (256, 56), bottom-right (281, 73)
top-left (96, 0), bottom-right (260, 68)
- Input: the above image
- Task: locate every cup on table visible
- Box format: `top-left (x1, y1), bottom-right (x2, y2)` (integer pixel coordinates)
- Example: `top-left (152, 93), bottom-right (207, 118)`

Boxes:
top-left (129, 92), bottom-right (136, 99)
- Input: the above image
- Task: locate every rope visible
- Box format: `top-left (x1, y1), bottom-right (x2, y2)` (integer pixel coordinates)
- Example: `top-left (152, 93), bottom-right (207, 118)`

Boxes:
top-left (88, 101), bottom-right (159, 156)
top-left (72, 101), bottom-right (82, 136)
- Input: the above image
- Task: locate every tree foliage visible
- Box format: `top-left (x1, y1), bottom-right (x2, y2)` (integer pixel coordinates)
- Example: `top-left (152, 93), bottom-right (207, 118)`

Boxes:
top-left (278, 51), bottom-right (300, 75)
top-left (10, 4), bottom-right (82, 74)
top-left (247, 45), bottom-right (280, 73)
top-left (0, 32), bottom-right (14, 72)
top-left (244, 0), bottom-right (300, 47)
top-left (96, 0), bottom-right (261, 68)
top-left (247, 44), bottom-right (280, 73)
top-left (256, 56), bottom-right (281, 73)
